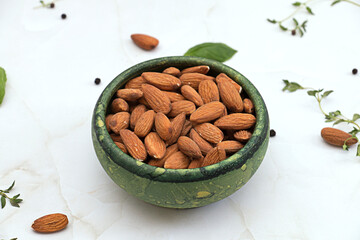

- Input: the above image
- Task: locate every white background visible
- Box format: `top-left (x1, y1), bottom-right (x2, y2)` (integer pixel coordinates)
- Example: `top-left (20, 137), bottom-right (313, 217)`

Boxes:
top-left (1, 0), bottom-right (360, 239)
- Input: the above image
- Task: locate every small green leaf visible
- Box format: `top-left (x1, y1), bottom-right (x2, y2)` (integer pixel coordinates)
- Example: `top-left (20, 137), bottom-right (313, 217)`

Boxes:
top-left (1, 196), bottom-right (5, 208)
top-left (353, 113), bottom-right (360, 122)
top-left (184, 42), bottom-right (237, 62)
top-left (13, 194), bottom-right (20, 199)
top-left (301, 20), bottom-right (308, 32)
top-left (322, 90), bottom-right (333, 98)
top-left (293, 18), bottom-right (299, 26)
top-left (343, 143), bottom-right (349, 151)
top-left (267, 19), bottom-right (277, 24)
top-left (306, 6), bottom-right (314, 15)
top-left (14, 198), bottom-right (23, 204)
top-left (299, 28), bottom-right (304, 37)
top-left (333, 119), bottom-right (345, 125)
top-left (282, 80), bottom-right (304, 92)
top-left (331, 0), bottom-right (341, 6)
top-left (357, 144), bottom-right (360, 156)
top-left (279, 25), bottom-right (288, 31)
top-left (0, 67), bottom-right (7, 105)
top-left (349, 127), bottom-right (360, 136)
top-left (292, 2), bottom-right (302, 6)
top-left (5, 181), bottom-right (15, 193)
top-left (307, 90), bottom-right (317, 96)
top-left (10, 199), bottom-right (20, 208)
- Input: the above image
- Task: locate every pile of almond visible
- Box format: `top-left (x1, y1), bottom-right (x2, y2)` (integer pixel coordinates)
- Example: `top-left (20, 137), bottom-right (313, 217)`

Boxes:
top-left (105, 65), bottom-right (256, 169)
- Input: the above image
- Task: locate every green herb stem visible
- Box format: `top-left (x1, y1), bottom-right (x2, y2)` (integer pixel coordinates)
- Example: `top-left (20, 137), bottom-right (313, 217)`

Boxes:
top-left (279, 0), bottom-right (315, 23)
top-left (342, 0), bottom-right (360, 7)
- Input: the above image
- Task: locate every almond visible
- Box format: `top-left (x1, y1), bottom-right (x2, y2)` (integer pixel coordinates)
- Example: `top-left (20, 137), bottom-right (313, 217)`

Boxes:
top-left (144, 132), bottom-right (166, 159)
top-left (234, 130), bottom-right (252, 143)
top-left (131, 34), bottom-right (159, 50)
top-left (141, 84), bottom-right (171, 114)
top-left (137, 96), bottom-right (151, 108)
top-left (177, 136), bottom-right (203, 159)
top-left (155, 112), bottom-right (172, 141)
top-left (189, 129), bottom-right (213, 155)
top-left (190, 101), bottom-right (226, 124)
top-left (164, 151), bottom-right (190, 169)
top-left (180, 120), bottom-right (192, 136)
top-left (105, 114), bottom-right (113, 132)
top-left (148, 144), bottom-right (178, 167)
top-left (142, 72), bottom-right (181, 91)
top-left (180, 85), bottom-right (204, 107)
top-left (125, 76), bottom-right (146, 89)
top-left (217, 140), bottom-right (244, 154)
top-left (216, 73), bottom-right (242, 93)
top-left (188, 157), bottom-right (204, 169)
top-left (180, 73), bottom-right (215, 90)
top-left (214, 113), bottom-right (256, 130)
top-left (217, 76), bottom-right (243, 112)
top-left (120, 129), bottom-right (147, 161)
top-left (321, 127), bottom-right (358, 147)
top-left (110, 133), bottom-right (123, 143)
top-left (201, 147), bottom-right (226, 167)
top-left (243, 98), bottom-right (254, 114)
top-left (181, 65), bottom-right (210, 75)
top-left (168, 100), bottom-right (196, 117)
top-left (198, 79), bottom-right (220, 104)
top-left (32, 213), bottom-right (68, 233)
top-left (163, 91), bottom-right (185, 102)
top-left (194, 123), bottom-right (224, 144)
top-left (117, 89), bottom-right (143, 101)
top-left (166, 112), bottom-right (186, 145)
top-left (115, 142), bottom-right (127, 154)
top-left (130, 104), bottom-right (147, 129)
top-left (111, 98), bottom-right (129, 113)
top-left (163, 67), bottom-right (181, 77)
top-left (109, 112), bottom-right (130, 134)
top-left (134, 110), bottom-right (156, 138)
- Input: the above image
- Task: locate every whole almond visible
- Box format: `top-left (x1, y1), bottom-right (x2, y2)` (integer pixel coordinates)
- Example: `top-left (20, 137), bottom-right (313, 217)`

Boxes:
top-left (105, 114), bottom-right (113, 132)
top-left (110, 133), bottom-right (123, 143)
top-left (198, 79), bottom-right (220, 104)
top-left (164, 151), bottom-right (190, 169)
top-left (202, 147), bottom-right (226, 167)
top-left (189, 129), bottom-right (213, 155)
top-left (216, 73), bottom-right (242, 93)
top-left (109, 112), bottom-right (130, 134)
top-left (217, 140), bottom-right (244, 154)
top-left (125, 76), bottom-right (146, 89)
top-left (145, 132), bottom-right (166, 159)
top-left (131, 34), bottom-right (159, 50)
top-left (163, 91), bottom-right (185, 102)
top-left (163, 67), bottom-right (181, 77)
top-left (180, 120), bottom-right (192, 136)
top-left (130, 104), bottom-right (147, 129)
top-left (168, 100), bottom-right (196, 117)
top-left (181, 65), bottom-right (210, 75)
top-left (120, 129), bottom-right (147, 161)
top-left (166, 112), bottom-right (186, 145)
top-left (180, 85), bottom-right (204, 107)
top-left (180, 73), bottom-right (215, 90)
top-left (321, 127), bottom-right (358, 147)
top-left (190, 101), bottom-right (226, 124)
top-left (115, 142), bottom-right (128, 154)
top-left (148, 144), bottom-right (178, 167)
top-left (214, 113), bottom-right (256, 130)
top-left (142, 84), bottom-right (171, 114)
top-left (194, 123), bottom-right (224, 144)
top-left (137, 96), bottom-right (151, 108)
top-left (234, 130), bottom-right (252, 143)
top-left (243, 98), bottom-right (254, 114)
top-left (32, 213), bottom-right (68, 233)
top-left (111, 98), bottom-right (129, 113)
top-left (155, 112), bottom-right (172, 141)
top-left (217, 77), bottom-right (243, 112)
top-left (117, 89), bottom-right (143, 101)
top-left (188, 157), bottom-right (204, 169)
top-left (178, 136), bottom-right (203, 159)
top-left (134, 110), bottom-right (156, 138)
top-left (142, 72), bottom-right (181, 91)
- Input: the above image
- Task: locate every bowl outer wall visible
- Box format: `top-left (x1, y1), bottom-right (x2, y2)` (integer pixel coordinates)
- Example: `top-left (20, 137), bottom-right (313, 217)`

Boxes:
top-left (92, 56), bottom-right (269, 208)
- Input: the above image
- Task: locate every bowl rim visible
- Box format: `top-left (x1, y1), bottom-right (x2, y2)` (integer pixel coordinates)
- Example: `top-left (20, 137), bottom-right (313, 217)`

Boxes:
top-left (92, 56), bottom-right (269, 183)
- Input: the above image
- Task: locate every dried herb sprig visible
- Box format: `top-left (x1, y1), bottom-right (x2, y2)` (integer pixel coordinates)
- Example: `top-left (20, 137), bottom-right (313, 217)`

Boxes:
top-left (0, 181), bottom-right (23, 208)
top-left (34, 0), bottom-right (57, 9)
top-left (282, 80), bottom-right (360, 156)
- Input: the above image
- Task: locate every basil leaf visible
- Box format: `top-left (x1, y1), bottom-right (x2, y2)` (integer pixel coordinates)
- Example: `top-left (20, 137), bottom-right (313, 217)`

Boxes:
top-left (0, 67), bottom-right (6, 105)
top-left (184, 43), bottom-right (237, 62)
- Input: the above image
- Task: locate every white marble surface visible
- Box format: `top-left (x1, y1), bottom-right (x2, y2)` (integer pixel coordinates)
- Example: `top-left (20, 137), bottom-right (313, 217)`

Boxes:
top-left (1, 0), bottom-right (360, 239)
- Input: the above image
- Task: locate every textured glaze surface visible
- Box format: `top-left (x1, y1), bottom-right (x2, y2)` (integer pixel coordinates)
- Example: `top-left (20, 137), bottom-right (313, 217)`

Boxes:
top-left (92, 56), bottom-right (269, 208)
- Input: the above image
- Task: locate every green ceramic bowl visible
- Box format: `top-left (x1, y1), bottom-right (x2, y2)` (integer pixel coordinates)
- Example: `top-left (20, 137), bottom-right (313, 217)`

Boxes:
top-left (92, 56), bottom-right (269, 209)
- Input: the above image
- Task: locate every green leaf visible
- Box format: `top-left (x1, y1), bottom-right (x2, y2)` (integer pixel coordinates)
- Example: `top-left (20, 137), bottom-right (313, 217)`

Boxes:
top-left (331, 0), bottom-right (341, 6)
top-left (14, 198), bottom-right (23, 204)
top-left (343, 143), bottom-right (349, 151)
top-left (282, 80), bottom-right (304, 92)
top-left (13, 194), bottom-right (20, 199)
top-left (0, 67), bottom-right (7, 105)
top-left (267, 19), bottom-right (277, 24)
top-left (321, 90), bottom-right (333, 98)
top-left (1, 196), bottom-right (5, 208)
top-left (292, 2), bottom-right (302, 6)
top-left (307, 90), bottom-right (318, 96)
top-left (306, 6), bottom-right (314, 15)
top-left (353, 113), bottom-right (360, 122)
top-left (357, 144), bottom-right (360, 157)
top-left (301, 20), bottom-right (308, 32)
top-left (5, 181), bottom-right (15, 193)
top-left (279, 25), bottom-right (288, 31)
top-left (349, 127), bottom-right (360, 136)
top-left (299, 28), bottom-right (304, 37)
top-left (333, 119), bottom-right (345, 125)
top-left (184, 42), bottom-right (237, 62)
top-left (9, 199), bottom-right (20, 208)
top-left (293, 18), bottom-right (299, 26)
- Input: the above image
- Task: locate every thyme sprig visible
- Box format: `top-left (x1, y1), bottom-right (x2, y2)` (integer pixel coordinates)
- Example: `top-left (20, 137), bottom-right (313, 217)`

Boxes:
top-left (0, 181), bottom-right (23, 208)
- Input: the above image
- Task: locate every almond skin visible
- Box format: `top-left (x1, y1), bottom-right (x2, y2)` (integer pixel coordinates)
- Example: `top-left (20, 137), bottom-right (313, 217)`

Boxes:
top-left (144, 132), bottom-right (166, 159)
top-left (180, 120), bottom-right (192, 136)
top-left (148, 144), bottom-right (178, 167)
top-left (190, 101), bottom-right (226, 124)
top-left (110, 133), bottom-right (123, 143)
top-left (142, 84), bottom-right (171, 114)
top-left (181, 65), bottom-right (210, 75)
top-left (180, 73), bottom-right (215, 90)
top-left (155, 112), bottom-right (172, 141)
top-left (168, 100), bottom-right (196, 117)
top-left (217, 140), bottom-right (244, 154)
top-left (166, 112), bottom-right (186, 145)
top-left (117, 89), bottom-right (143, 101)
top-left (217, 77), bottom-right (243, 112)
top-left (321, 127), bottom-right (358, 147)
top-left (216, 73), bottom-right (242, 93)
top-left (163, 67), bottom-right (181, 77)
top-left (105, 114), bottom-right (113, 132)
top-left (177, 136), bottom-right (203, 159)
top-left (32, 213), bottom-right (68, 233)
top-left (142, 72), bottom-right (181, 91)
top-left (125, 76), bottom-right (146, 89)
top-left (201, 147), bottom-right (226, 167)
top-left (243, 98), bottom-right (254, 114)
top-left (180, 85), bottom-right (204, 107)
top-left (189, 129), bottom-right (213, 155)
top-left (111, 98), bottom-right (129, 113)
top-left (163, 91), bottom-right (185, 102)
top-left (188, 157), bottom-right (204, 169)
top-left (115, 142), bottom-right (127, 154)
top-left (134, 110), bottom-right (156, 138)
top-left (131, 34), bottom-right (159, 50)
top-left (194, 123), bottom-right (224, 144)
top-left (164, 151), bottom-right (190, 169)
top-left (120, 129), bottom-right (147, 161)
top-left (234, 130), bottom-right (252, 143)
top-left (198, 80), bottom-right (220, 104)
top-left (130, 104), bottom-right (147, 129)
top-left (214, 113), bottom-right (256, 130)
top-left (109, 112), bottom-right (130, 134)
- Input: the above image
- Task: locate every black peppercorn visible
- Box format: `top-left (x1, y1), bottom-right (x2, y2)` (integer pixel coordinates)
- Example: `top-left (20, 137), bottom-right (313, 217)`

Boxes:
top-left (50, 3), bottom-right (55, 8)
top-left (270, 129), bottom-right (276, 137)
top-left (61, 14), bottom-right (67, 19)
top-left (352, 68), bottom-right (358, 75)
top-left (94, 78), bottom-right (101, 85)
top-left (291, 30), bottom-right (296, 36)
